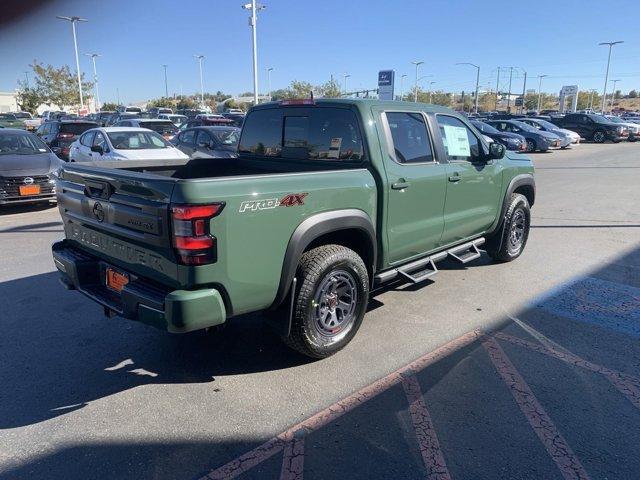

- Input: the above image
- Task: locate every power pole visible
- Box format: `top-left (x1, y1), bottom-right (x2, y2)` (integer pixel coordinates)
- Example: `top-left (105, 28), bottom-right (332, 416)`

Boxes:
top-left (521, 71), bottom-right (527, 114)
top-left (162, 64), bottom-right (168, 98)
top-left (506, 66), bottom-right (514, 113)
top-left (537, 75), bottom-right (547, 112)
top-left (495, 67), bottom-right (501, 110)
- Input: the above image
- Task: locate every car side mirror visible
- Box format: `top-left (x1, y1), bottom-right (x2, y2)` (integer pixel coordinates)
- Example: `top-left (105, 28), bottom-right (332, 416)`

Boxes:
top-left (488, 142), bottom-right (505, 160)
top-left (91, 145), bottom-right (104, 155)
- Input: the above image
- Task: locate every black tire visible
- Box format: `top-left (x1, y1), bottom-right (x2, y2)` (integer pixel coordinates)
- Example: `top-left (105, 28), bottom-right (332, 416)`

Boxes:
top-left (525, 138), bottom-right (536, 152)
top-left (592, 130), bottom-right (606, 143)
top-left (283, 245), bottom-right (369, 359)
top-left (485, 193), bottom-right (531, 263)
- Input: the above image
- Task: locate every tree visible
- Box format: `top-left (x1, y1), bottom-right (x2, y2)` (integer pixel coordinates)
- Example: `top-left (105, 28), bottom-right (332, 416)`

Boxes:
top-left (147, 97), bottom-right (174, 108)
top-left (176, 96), bottom-right (197, 110)
top-left (15, 80), bottom-right (43, 114)
top-left (317, 78), bottom-right (341, 98)
top-left (100, 102), bottom-right (118, 111)
top-left (614, 90), bottom-right (622, 100)
top-left (290, 80), bottom-right (314, 99)
top-left (31, 61), bottom-right (93, 109)
top-left (270, 88), bottom-right (292, 100)
top-left (629, 90), bottom-right (638, 99)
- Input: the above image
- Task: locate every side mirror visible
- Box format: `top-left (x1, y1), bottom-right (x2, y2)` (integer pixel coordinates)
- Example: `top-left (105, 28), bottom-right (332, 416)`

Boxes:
top-left (91, 145), bottom-right (104, 155)
top-left (488, 142), bottom-right (505, 160)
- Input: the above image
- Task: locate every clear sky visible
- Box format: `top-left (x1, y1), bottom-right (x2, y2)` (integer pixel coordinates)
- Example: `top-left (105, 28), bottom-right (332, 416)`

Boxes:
top-left (1, 0), bottom-right (639, 104)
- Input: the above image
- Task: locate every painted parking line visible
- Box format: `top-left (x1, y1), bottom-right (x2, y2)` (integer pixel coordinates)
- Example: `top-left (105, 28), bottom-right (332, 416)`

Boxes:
top-left (495, 332), bottom-right (640, 410)
top-left (199, 330), bottom-right (482, 480)
top-left (534, 277), bottom-right (640, 337)
top-left (280, 430), bottom-right (305, 480)
top-left (483, 337), bottom-right (591, 480)
top-left (401, 375), bottom-right (451, 480)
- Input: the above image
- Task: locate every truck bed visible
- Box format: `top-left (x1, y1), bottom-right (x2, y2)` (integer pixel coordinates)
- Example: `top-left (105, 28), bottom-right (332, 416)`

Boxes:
top-left (75, 156), bottom-right (358, 180)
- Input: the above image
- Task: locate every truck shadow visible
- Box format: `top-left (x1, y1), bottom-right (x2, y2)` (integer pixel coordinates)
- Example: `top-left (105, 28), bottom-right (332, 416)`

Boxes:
top-left (0, 203), bottom-right (57, 216)
top-left (3, 244), bottom-right (640, 479)
top-left (0, 271), bottom-right (312, 429)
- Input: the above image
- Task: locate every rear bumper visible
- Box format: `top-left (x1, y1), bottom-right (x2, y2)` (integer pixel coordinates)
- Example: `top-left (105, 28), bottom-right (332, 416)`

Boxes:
top-left (52, 240), bottom-right (226, 333)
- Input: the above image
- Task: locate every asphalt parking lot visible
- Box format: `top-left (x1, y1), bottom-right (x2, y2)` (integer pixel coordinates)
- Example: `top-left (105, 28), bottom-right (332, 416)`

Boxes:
top-left (1, 143), bottom-right (639, 480)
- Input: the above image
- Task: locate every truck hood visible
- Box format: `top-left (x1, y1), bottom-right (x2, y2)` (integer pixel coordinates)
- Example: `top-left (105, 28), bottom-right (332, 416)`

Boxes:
top-left (111, 147), bottom-right (189, 160)
top-left (0, 152), bottom-right (60, 176)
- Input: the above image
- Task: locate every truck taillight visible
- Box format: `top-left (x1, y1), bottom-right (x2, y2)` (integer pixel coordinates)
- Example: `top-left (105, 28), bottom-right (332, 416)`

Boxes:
top-left (170, 203), bottom-right (224, 265)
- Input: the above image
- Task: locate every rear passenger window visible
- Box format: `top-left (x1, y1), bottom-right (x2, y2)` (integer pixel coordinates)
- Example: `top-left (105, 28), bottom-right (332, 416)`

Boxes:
top-left (80, 131), bottom-right (95, 146)
top-left (179, 130), bottom-right (196, 146)
top-left (385, 112), bottom-right (434, 163)
top-left (239, 107), bottom-right (363, 161)
top-left (436, 115), bottom-right (481, 162)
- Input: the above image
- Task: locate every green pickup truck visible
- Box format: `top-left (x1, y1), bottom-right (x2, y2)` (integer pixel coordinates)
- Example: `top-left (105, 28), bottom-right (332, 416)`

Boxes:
top-left (52, 99), bottom-right (535, 358)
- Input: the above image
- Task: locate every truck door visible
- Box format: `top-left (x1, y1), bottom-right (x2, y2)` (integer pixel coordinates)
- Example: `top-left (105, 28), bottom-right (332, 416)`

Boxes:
top-left (434, 114), bottom-right (503, 245)
top-left (379, 110), bottom-right (447, 264)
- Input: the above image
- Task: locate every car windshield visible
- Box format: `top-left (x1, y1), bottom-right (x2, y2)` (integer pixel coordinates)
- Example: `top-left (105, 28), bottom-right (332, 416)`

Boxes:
top-left (0, 114), bottom-right (17, 120)
top-left (472, 121), bottom-right (499, 134)
top-left (107, 131), bottom-right (171, 150)
top-left (0, 132), bottom-right (49, 155)
top-left (14, 112), bottom-right (32, 119)
top-left (589, 114), bottom-right (610, 123)
top-left (211, 129), bottom-right (240, 146)
top-left (511, 121), bottom-right (537, 132)
top-left (139, 121), bottom-right (179, 135)
top-left (534, 119), bottom-right (558, 130)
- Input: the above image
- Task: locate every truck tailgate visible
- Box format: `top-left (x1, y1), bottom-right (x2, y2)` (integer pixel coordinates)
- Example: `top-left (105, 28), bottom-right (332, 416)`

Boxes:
top-left (57, 164), bottom-right (180, 286)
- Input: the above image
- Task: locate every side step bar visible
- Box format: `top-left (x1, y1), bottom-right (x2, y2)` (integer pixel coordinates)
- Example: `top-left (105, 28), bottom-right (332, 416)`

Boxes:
top-left (375, 237), bottom-right (485, 286)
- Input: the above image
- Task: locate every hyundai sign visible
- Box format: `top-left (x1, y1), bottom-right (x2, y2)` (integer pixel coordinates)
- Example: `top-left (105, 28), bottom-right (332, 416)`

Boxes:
top-left (378, 70), bottom-right (395, 101)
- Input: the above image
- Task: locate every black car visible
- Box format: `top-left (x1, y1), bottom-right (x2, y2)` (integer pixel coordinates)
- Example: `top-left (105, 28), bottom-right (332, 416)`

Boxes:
top-left (173, 126), bottom-right (240, 159)
top-left (94, 111), bottom-right (116, 126)
top-left (105, 112), bottom-right (139, 126)
top-left (35, 120), bottom-right (98, 160)
top-left (221, 112), bottom-right (245, 127)
top-left (550, 113), bottom-right (628, 143)
top-left (471, 120), bottom-right (527, 152)
top-left (0, 129), bottom-right (59, 205)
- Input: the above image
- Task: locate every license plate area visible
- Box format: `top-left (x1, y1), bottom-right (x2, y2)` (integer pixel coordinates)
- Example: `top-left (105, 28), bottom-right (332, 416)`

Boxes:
top-left (20, 185), bottom-right (41, 196)
top-left (105, 266), bottom-right (130, 293)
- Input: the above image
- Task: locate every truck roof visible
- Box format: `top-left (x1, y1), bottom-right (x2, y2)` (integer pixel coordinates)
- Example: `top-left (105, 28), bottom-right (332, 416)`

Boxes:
top-left (251, 98), bottom-right (458, 115)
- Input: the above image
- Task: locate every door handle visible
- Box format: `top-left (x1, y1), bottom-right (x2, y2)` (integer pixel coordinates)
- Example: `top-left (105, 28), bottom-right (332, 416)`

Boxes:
top-left (391, 181), bottom-right (410, 190)
top-left (448, 174), bottom-right (461, 183)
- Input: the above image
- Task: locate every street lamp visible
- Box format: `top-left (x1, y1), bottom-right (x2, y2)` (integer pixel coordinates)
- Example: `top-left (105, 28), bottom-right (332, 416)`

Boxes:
top-left (84, 53), bottom-right (100, 112)
top-left (599, 41), bottom-right (623, 113)
top-left (343, 73), bottom-right (351, 96)
top-left (242, 1), bottom-right (266, 104)
top-left (56, 15), bottom-right (88, 109)
top-left (456, 63), bottom-right (480, 113)
top-left (609, 79), bottom-right (621, 113)
top-left (588, 89), bottom-right (597, 110)
top-left (411, 61), bottom-right (424, 102)
top-left (162, 64), bottom-right (168, 98)
top-left (194, 55), bottom-right (205, 107)
top-left (266, 67), bottom-right (273, 101)
top-left (399, 74), bottom-right (407, 101)
top-left (428, 81), bottom-right (436, 103)
top-left (536, 75), bottom-right (547, 112)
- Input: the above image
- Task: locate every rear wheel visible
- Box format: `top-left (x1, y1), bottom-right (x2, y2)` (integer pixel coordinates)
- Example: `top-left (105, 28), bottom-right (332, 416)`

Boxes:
top-left (283, 245), bottom-right (369, 359)
top-left (485, 193), bottom-right (531, 263)
top-left (592, 130), bottom-right (606, 143)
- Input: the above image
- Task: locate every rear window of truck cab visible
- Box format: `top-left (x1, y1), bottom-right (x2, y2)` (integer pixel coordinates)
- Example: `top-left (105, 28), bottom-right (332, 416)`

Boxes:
top-left (238, 107), bottom-right (364, 162)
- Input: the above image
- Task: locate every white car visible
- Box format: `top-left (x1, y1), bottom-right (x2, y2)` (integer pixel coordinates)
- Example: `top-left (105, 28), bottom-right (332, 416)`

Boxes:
top-left (158, 114), bottom-right (188, 127)
top-left (113, 118), bottom-right (179, 142)
top-left (559, 128), bottom-right (580, 144)
top-left (68, 127), bottom-right (188, 162)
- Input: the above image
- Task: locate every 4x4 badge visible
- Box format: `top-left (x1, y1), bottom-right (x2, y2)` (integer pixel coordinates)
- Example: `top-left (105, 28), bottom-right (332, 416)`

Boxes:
top-left (239, 193), bottom-right (308, 213)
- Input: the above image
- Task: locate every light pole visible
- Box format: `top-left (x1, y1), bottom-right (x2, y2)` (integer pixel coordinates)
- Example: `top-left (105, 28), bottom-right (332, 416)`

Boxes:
top-left (495, 67), bottom-right (501, 110)
top-left (428, 81), bottom-right (436, 103)
top-left (411, 61), bottom-right (424, 102)
top-left (399, 74), bottom-right (407, 101)
top-left (266, 67), bottom-right (273, 101)
top-left (536, 74), bottom-right (547, 112)
top-left (588, 89), bottom-right (597, 110)
top-left (609, 79), bottom-right (621, 113)
top-left (162, 64), bottom-right (168, 98)
top-left (194, 55), bottom-right (205, 107)
top-left (343, 73), bottom-right (351, 96)
top-left (520, 71), bottom-right (527, 114)
top-left (599, 41), bottom-right (623, 113)
top-left (242, 1), bottom-right (266, 104)
top-left (506, 66), bottom-right (514, 112)
top-left (456, 63), bottom-right (480, 113)
top-left (84, 53), bottom-right (100, 112)
top-left (56, 15), bottom-right (88, 109)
